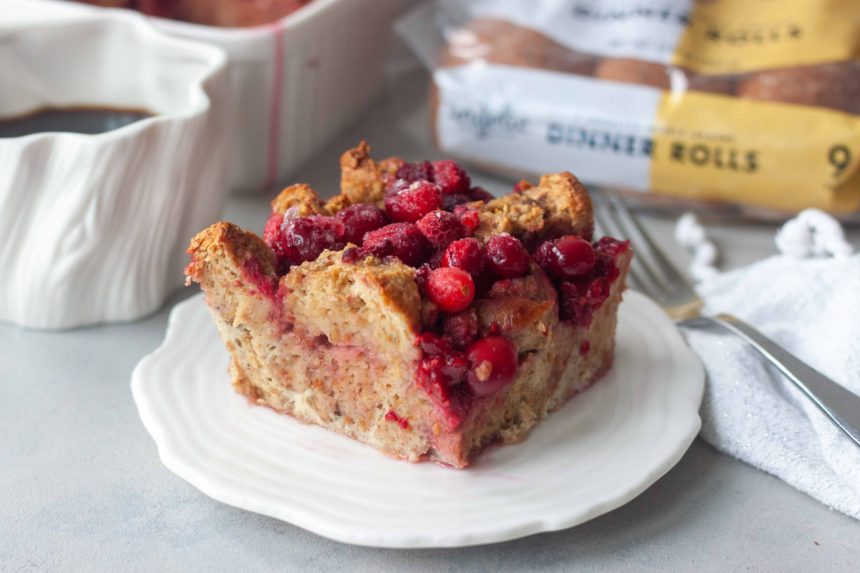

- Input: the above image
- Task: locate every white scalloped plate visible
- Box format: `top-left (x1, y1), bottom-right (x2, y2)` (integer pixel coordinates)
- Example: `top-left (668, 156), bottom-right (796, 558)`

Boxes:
top-left (132, 291), bottom-right (703, 548)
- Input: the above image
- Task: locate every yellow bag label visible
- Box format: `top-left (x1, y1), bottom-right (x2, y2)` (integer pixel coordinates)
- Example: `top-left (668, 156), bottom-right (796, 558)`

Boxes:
top-left (673, 0), bottom-right (860, 74)
top-left (650, 91), bottom-right (860, 213)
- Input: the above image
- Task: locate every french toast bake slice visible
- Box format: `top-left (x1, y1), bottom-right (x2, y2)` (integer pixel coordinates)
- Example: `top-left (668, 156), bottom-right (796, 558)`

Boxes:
top-left (186, 142), bottom-right (631, 468)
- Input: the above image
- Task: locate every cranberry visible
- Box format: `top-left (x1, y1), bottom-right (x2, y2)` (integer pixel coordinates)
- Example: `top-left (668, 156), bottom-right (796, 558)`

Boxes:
top-left (442, 238), bottom-right (485, 277)
top-left (598, 258), bottom-right (620, 282)
top-left (415, 332), bottom-right (472, 427)
top-left (558, 277), bottom-right (610, 326)
top-left (417, 331), bottom-right (453, 356)
top-left (363, 223), bottom-right (431, 267)
top-left (468, 186), bottom-right (494, 202)
top-left (442, 308), bottom-right (479, 349)
top-left (385, 180), bottom-right (443, 223)
top-left (341, 246), bottom-right (366, 264)
top-left (416, 352), bottom-right (471, 428)
top-left (395, 160), bottom-right (432, 184)
top-left (431, 160), bottom-right (470, 195)
top-left (415, 263), bottom-right (433, 294)
top-left (559, 284), bottom-right (582, 323)
top-left (416, 210), bottom-right (467, 250)
top-left (534, 235), bottom-right (596, 279)
top-left (263, 212), bottom-right (284, 246)
top-left (336, 203), bottom-right (387, 244)
top-left (425, 267), bottom-right (475, 313)
top-left (585, 277), bottom-right (611, 305)
top-left (451, 205), bottom-right (479, 231)
top-left (513, 179), bottom-right (533, 193)
top-left (465, 336), bottom-right (518, 397)
top-left (484, 233), bottom-right (530, 278)
top-left (267, 215), bottom-right (345, 268)
top-left (262, 213), bottom-right (289, 273)
top-left (595, 236), bottom-right (630, 258)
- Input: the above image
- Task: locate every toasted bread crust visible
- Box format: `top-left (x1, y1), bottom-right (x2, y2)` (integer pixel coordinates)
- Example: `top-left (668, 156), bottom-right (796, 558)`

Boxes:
top-left (186, 221), bottom-right (277, 287)
top-left (337, 141), bottom-right (388, 207)
top-left (269, 143), bottom-right (594, 247)
top-left (271, 183), bottom-right (327, 217)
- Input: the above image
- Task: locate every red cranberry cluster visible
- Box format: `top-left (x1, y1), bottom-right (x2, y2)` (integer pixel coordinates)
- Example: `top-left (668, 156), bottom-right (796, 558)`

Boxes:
top-left (261, 159), bottom-right (491, 275)
top-left (260, 158), bottom-right (629, 428)
top-left (415, 331), bottom-right (518, 429)
top-left (534, 235), bottom-right (629, 326)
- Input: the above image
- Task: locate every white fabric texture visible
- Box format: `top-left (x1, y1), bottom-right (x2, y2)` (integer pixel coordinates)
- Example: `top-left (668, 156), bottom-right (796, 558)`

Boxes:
top-left (676, 211), bottom-right (860, 519)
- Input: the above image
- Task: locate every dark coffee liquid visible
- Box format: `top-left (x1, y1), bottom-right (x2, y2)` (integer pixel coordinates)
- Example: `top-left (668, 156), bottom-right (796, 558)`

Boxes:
top-left (0, 106), bottom-right (153, 138)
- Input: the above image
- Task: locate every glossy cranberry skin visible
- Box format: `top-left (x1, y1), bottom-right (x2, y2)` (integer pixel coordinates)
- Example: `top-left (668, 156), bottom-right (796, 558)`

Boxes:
top-left (442, 238), bottom-right (485, 277)
top-left (416, 210), bottom-right (467, 250)
top-left (385, 180), bottom-right (443, 223)
top-left (431, 160), bottom-right (470, 195)
top-left (336, 203), bottom-right (387, 244)
top-left (555, 236), bottom-right (596, 276)
top-left (484, 234), bottom-right (530, 278)
top-left (266, 215), bottom-right (345, 269)
top-left (535, 235), bottom-right (596, 279)
top-left (465, 336), bottom-right (518, 397)
top-left (425, 267), bottom-right (475, 313)
top-left (363, 223), bottom-right (431, 267)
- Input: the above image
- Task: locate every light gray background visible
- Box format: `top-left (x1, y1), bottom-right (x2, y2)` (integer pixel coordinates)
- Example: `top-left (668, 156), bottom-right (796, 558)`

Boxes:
top-left (2, 70), bottom-right (858, 572)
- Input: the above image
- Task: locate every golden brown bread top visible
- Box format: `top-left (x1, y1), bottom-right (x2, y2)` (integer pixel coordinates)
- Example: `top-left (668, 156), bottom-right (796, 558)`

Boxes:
top-left (473, 172), bottom-right (594, 242)
top-left (186, 221), bottom-right (277, 287)
top-left (283, 249), bottom-right (422, 336)
top-left (187, 221), bottom-right (423, 336)
top-left (271, 183), bottom-right (326, 216)
top-left (187, 141), bottom-right (596, 343)
top-left (337, 141), bottom-right (388, 208)
top-left (270, 141), bottom-right (594, 244)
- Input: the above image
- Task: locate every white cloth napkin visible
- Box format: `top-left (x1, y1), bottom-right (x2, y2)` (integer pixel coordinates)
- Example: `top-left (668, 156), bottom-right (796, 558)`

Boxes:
top-left (675, 210), bottom-right (860, 519)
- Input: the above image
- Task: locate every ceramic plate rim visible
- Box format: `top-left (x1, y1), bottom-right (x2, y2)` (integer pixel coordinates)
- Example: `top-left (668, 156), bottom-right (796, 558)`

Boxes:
top-left (131, 291), bottom-right (704, 548)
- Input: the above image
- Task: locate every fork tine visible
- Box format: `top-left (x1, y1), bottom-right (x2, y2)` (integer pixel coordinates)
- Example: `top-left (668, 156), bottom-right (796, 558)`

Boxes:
top-left (599, 192), bottom-right (675, 292)
top-left (592, 193), bottom-right (664, 299)
top-left (603, 191), bottom-right (692, 290)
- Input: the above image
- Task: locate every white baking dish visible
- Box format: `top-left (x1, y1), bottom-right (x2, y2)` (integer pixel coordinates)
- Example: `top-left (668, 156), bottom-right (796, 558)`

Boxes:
top-left (57, 0), bottom-right (415, 193)
top-left (0, 2), bottom-right (229, 329)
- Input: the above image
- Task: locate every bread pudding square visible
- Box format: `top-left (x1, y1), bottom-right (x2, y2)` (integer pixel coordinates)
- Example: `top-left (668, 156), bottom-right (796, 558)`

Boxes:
top-left (186, 142), bottom-right (631, 468)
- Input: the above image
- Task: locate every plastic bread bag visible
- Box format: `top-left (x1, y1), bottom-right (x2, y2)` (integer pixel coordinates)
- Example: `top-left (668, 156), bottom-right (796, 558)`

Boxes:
top-left (397, 0), bottom-right (860, 219)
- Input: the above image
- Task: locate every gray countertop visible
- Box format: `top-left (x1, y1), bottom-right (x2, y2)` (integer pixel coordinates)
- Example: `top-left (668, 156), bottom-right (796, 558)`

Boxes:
top-left (2, 71), bottom-right (858, 572)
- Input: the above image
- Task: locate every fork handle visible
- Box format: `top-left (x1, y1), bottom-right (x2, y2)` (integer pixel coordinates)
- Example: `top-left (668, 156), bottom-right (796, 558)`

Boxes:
top-left (708, 314), bottom-right (860, 447)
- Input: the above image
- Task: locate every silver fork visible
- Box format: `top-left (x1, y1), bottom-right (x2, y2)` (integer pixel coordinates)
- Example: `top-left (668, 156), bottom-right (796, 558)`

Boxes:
top-left (592, 190), bottom-right (860, 448)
